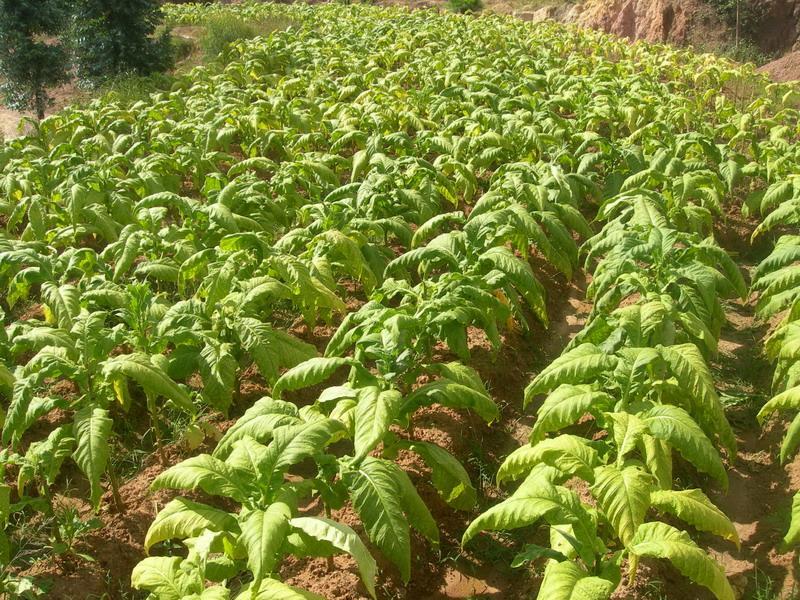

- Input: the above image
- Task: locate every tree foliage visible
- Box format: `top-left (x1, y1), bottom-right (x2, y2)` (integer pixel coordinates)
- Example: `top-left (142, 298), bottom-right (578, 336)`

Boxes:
top-left (0, 0), bottom-right (70, 119)
top-left (70, 0), bottom-right (172, 84)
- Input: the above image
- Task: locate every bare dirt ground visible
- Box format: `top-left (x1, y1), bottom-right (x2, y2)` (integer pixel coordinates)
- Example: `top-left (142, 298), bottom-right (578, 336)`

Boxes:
top-left (0, 83), bottom-right (81, 140)
top-left (759, 51), bottom-right (800, 82)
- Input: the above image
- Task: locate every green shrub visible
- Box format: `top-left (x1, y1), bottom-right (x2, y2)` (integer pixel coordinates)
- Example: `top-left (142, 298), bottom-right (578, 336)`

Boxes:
top-left (201, 15), bottom-right (259, 59)
top-left (200, 14), bottom-right (294, 61)
top-left (171, 33), bottom-right (196, 64)
top-left (100, 72), bottom-right (175, 105)
top-left (715, 40), bottom-right (775, 66)
top-left (447, 0), bottom-right (482, 13)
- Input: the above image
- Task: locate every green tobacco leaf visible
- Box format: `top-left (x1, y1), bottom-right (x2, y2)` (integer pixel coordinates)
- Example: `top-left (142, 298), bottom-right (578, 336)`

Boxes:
top-left (629, 522), bottom-right (734, 600)
top-left (234, 580), bottom-right (325, 600)
top-left (590, 465), bottom-right (654, 547)
top-left (640, 434), bottom-right (673, 490)
top-left (463, 472), bottom-right (596, 566)
top-left (234, 317), bottom-right (317, 384)
top-left (605, 412), bottom-right (647, 461)
top-left (290, 517), bottom-right (377, 599)
top-left (497, 435), bottom-right (600, 485)
top-left (393, 464), bottom-right (439, 546)
top-left (530, 384), bottom-right (614, 442)
top-left (525, 344), bottom-right (617, 406)
top-left (536, 559), bottom-right (615, 600)
top-left (427, 362), bottom-right (488, 395)
top-left (257, 419), bottom-right (345, 490)
top-left (73, 407), bottom-right (112, 511)
top-left (239, 502), bottom-right (293, 590)
top-left (41, 282), bottom-right (80, 330)
top-left (102, 353), bottom-right (194, 414)
top-left (151, 454), bottom-right (252, 503)
top-left (272, 357), bottom-right (356, 397)
top-left (510, 544), bottom-right (567, 568)
top-left (650, 489), bottom-right (739, 546)
top-left (403, 380), bottom-right (498, 423)
top-left (781, 412), bottom-right (800, 465)
top-left (783, 490), bottom-right (800, 549)
top-left (479, 246), bottom-right (549, 326)
top-left (758, 385), bottom-right (800, 427)
top-left (642, 405), bottom-right (727, 490)
top-left (659, 344), bottom-right (736, 456)
top-left (348, 457), bottom-right (412, 582)
top-left (402, 440), bottom-right (477, 510)
top-left (144, 497), bottom-right (238, 552)
top-left (198, 340), bottom-right (238, 413)
top-left (354, 388), bottom-right (403, 461)
top-left (131, 556), bottom-right (200, 600)
top-left (213, 397), bottom-right (301, 459)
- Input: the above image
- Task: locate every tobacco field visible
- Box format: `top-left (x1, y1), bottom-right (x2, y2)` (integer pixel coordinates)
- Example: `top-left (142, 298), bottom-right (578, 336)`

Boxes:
top-left (2, 2), bottom-right (800, 598)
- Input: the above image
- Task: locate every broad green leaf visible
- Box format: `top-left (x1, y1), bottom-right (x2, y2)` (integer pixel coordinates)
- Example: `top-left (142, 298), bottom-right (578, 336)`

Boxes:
top-left (102, 353), bottom-right (194, 414)
top-left (213, 397), bottom-right (300, 459)
top-left (151, 454), bottom-right (252, 503)
top-left (463, 472), bottom-right (596, 565)
top-left (605, 412), bottom-right (647, 462)
top-left (73, 407), bottom-right (112, 510)
top-left (629, 522), bottom-right (734, 600)
top-left (402, 440), bottom-right (477, 510)
top-left (537, 559), bottom-right (615, 600)
top-left (234, 317), bottom-right (317, 384)
top-left (131, 557), bottom-right (200, 600)
top-left (525, 345), bottom-right (617, 406)
top-left (403, 380), bottom-right (498, 423)
top-left (642, 405), bottom-right (727, 490)
top-left (239, 502), bottom-right (293, 589)
top-left (650, 489), bottom-right (739, 546)
top-left (144, 497), bottom-right (239, 552)
top-left (497, 435), bottom-right (599, 485)
top-left (257, 419), bottom-right (346, 491)
top-left (510, 544), bottom-right (567, 568)
top-left (354, 388), bottom-right (403, 461)
top-left (289, 517), bottom-right (377, 599)
top-left (234, 580), bottom-right (325, 600)
top-left (659, 344), bottom-right (736, 456)
top-left (590, 465), bottom-right (654, 547)
top-left (530, 384), bottom-right (614, 442)
top-left (272, 357), bottom-right (355, 397)
top-left (348, 457), bottom-right (411, 582)
top-left (41, 282), bottom-right (80, 330)
top-left (783, 490), bottom-right (800, 548)
top-left (393, 464), bottom-right (439, 545)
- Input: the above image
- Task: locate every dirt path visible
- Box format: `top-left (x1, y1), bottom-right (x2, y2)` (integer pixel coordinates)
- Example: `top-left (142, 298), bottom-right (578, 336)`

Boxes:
top-left (0, 107), bottom-right (25, 140)
top-left (703, 214), bottom-right (800, 599)
top-left (707, 288), bottom-right (798, 599)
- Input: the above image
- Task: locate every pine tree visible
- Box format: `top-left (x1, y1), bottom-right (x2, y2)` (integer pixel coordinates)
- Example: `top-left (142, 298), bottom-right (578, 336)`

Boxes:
top-left (0, 0), bottom-right (71, 120)
top-left (71, 0), bottom-right (172, 85)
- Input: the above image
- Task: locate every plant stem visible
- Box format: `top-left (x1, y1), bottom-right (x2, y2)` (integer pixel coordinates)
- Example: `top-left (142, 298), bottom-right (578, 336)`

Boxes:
top-left (147, 393), bottom-right (165, 465)
top-left (108, 460), bottom-right (126, 514)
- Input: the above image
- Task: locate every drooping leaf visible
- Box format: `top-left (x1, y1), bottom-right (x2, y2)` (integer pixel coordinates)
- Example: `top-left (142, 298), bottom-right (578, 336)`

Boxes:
top-left (73, 407), bottom-right (112, 510)
top-left (347, 457), bottom-right (412, 582)
top-left (650, 489), bottom-right (739, 546)
top-left (289, 517), bottom-right (377, 599)
top-left (629, 522), bottom-right (734, 600)
top-left (144, 497), bottom-right (239, 552)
